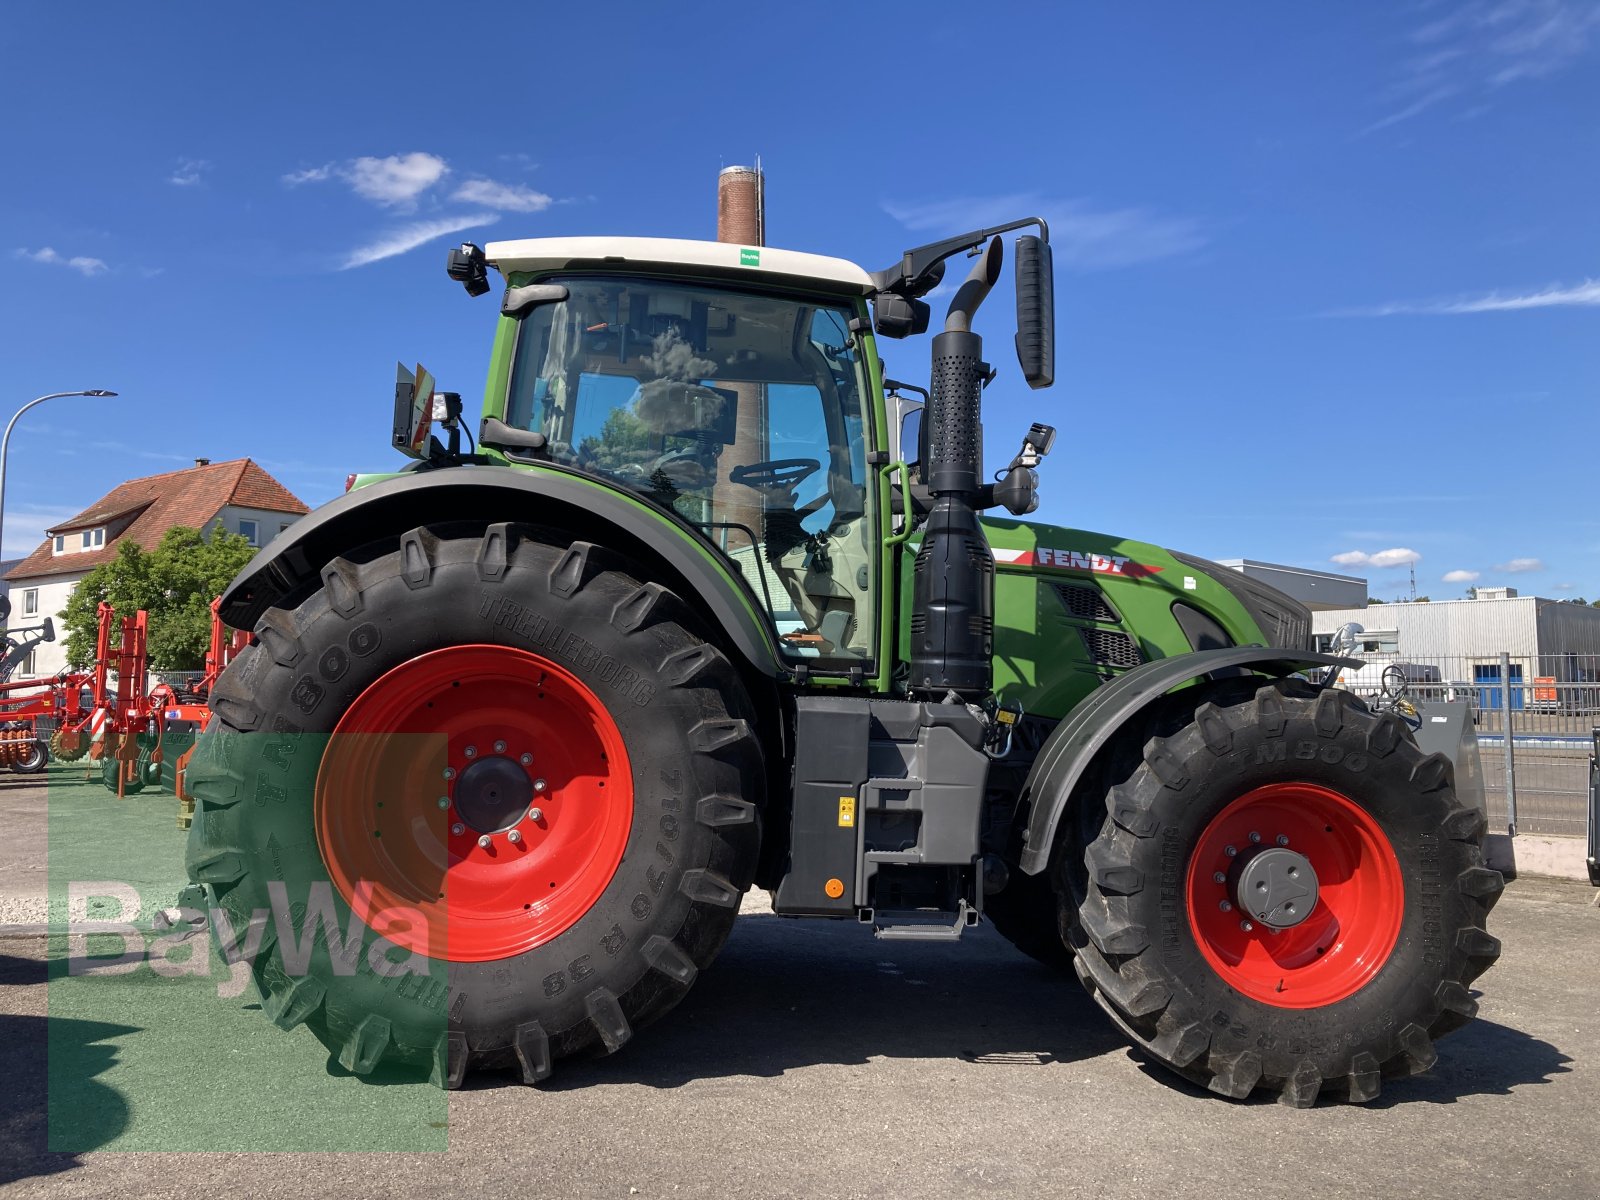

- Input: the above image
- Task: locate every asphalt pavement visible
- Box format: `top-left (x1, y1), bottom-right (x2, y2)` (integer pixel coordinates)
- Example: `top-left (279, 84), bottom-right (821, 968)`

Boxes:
top-left (2, 770), bottom-right (1596, 1199)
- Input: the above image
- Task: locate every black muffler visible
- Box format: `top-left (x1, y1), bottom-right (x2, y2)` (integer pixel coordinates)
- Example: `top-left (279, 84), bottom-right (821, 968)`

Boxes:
top-left (909, 238), bottom-right (1002, 700)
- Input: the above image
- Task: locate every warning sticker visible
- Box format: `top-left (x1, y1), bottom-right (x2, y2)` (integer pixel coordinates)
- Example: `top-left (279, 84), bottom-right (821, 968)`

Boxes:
top-left (837, 796), bottom-right (856, 828)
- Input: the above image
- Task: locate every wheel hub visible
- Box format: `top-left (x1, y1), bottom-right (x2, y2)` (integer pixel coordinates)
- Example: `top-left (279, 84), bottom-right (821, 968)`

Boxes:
top-left (453, 754), bottom-right (533, 833)
top-left (1231, 846), bottom-right (1318, 929)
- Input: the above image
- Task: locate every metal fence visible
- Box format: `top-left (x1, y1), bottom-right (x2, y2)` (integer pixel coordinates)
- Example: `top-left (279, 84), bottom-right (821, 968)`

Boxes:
top-left (1324, 651), bottom-right (1600, 838)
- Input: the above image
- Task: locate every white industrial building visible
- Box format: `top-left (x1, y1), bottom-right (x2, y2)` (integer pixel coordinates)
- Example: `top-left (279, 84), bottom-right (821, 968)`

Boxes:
top-left (1312, 588), bottom-right (1600, 705)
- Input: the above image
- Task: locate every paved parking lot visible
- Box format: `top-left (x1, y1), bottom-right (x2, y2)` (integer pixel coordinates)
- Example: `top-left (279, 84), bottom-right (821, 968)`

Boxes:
top-left (2, 770), bottom-right (1597, 1199)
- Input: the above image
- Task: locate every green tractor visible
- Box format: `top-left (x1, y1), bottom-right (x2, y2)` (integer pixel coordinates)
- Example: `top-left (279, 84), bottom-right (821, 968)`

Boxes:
top-left (185, 219), bottom-right (1501, 1104)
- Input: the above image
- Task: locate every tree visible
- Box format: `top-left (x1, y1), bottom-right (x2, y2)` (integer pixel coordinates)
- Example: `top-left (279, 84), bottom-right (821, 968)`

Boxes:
top-left (1465, 586), bottom-right (1478, 600)
top-left (61, 526), bottom-right (257, 670)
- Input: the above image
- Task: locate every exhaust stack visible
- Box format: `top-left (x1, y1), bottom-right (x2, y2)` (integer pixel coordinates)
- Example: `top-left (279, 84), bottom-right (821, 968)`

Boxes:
top-left (909, 239), bottom-right (1003, 700)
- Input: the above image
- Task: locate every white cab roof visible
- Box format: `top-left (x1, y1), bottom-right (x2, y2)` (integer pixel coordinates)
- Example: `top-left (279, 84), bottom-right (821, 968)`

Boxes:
top-left (484, 236), bottom-right (876, 295)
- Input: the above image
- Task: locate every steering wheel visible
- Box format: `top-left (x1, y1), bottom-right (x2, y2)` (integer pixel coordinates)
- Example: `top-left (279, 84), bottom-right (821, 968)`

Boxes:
top-left (729, 458), bottom-right (822, 491)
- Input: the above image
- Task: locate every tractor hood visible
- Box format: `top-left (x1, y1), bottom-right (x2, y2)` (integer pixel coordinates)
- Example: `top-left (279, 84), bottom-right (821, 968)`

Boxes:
top-left (979, 516), bottom-right (1312, 652)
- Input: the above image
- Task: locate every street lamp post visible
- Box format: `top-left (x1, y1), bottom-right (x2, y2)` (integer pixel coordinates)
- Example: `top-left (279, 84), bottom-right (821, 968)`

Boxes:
top-left (0, 390), bottom-right (118, 572)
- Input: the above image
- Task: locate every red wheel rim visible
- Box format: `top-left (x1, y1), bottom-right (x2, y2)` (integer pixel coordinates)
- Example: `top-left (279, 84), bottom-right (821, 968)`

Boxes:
top-left (1185, 782), bottom-right (1403, 1009)
top-left (316, 645), bottom-right (632, 962)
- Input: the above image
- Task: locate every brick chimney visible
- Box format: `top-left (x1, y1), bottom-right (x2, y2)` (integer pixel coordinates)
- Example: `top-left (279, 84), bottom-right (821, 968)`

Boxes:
top-left (717, 165), bottom-right (764, 246)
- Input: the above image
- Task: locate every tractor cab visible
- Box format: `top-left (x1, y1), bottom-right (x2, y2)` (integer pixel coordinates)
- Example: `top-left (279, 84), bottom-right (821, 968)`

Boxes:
top-left (490, 261), bottom-right (880, 667)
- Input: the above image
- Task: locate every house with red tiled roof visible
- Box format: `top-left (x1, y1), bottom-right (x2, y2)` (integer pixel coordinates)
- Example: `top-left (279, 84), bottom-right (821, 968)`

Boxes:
top-left (2, 458), bottom-right (308, 678)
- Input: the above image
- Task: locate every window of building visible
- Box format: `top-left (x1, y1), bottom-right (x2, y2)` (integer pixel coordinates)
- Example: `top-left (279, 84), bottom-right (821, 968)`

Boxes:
top-left (53, 535), bottom-right (64, 552)
top-left (92, 528), bottom-right (104, 547)
top-left (18, 649), bottom-right (35, 676)
top-left (239, 519), bottom-right (259, 545)
top-left (22, 589), bottom-right (38, 616)
top-left (81, 531), bottom-right (92, 549)
top-left (280, 523), bottom-right (291, 535)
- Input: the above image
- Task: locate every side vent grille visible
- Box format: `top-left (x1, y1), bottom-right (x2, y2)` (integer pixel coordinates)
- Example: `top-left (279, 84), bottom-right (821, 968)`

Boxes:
top-left (1079, 627), bottom-right (1143, 669)
top-left (1053, 583), bottom-right (1119, 624)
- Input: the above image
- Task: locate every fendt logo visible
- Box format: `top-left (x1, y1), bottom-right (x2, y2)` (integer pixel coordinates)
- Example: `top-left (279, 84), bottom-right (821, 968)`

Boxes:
top-left (995, 546), bottom-right (1166, 579)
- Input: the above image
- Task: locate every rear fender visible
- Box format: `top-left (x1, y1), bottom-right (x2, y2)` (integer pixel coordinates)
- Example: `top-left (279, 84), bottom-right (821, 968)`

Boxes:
top-left (1016, 647), bottom-right (1358, 874)
top-left (219, 465), bottom-right (784, 678)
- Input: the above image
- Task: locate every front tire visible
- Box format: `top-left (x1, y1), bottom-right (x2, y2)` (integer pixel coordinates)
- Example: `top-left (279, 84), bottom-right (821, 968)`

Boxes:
top-left (187, 523), bottom-right (762, 1086)
top-left (1068, 679), bottom-right (1503, 1106)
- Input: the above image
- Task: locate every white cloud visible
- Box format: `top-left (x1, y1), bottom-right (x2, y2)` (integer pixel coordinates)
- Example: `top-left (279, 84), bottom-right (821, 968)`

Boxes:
top-left (340, 213), bottom-right (498, 270)
top-left (169, 157), bottom-right (210, 186)
top-left (451, 178), bottom-right (553, 213)
top-left (1331, 547), bottom-right (1422, 569)
top-left (14, 247), bottom-right (108, 277)
top-left (2, 505), bottom-right (86, 559)
top-left (1336, 278), bottom-right (1600, 316)
top-left (344, 153), bottom-right (449, 208)
top-left (1553, 581), bottom-right (1576, 590)
top-left (1493, 556), bottom-right (1545, 573)
top-left (283, 164), bottom-right (333, 185)
top-left (1368, 0), bottom-right (1600, 131)
top-left (883, 193), bottom-right (1205, 270)
top-left (282, 153), bottom-right (450, 209)
top-left (1442, 569), bottom-right (1481, 583)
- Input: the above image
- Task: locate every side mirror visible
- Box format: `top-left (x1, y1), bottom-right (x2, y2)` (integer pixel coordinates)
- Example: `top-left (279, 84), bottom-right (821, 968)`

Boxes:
top-left (1013, 235), bottom-right (1055, 389)
top-left (446, 243), bottom-right (490, 297)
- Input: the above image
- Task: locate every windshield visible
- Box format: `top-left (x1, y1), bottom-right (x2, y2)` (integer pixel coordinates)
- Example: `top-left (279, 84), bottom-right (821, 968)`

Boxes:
top-left (505, 276), bottom-right (877, 666)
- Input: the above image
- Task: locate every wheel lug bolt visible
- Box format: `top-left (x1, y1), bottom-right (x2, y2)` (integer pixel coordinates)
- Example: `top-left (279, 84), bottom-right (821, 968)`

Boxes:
top-left (477, 834), bottom-right (491, 848)
top-left (494, 740), bottom-right (507, 753)
top-left (1249, 831), bottom-right (1262, 844)
top-left (450, 822), bottom-right (465, 836)
top-left (528, 807), bottom-right (543, 822)
top-left (464, 746), bottom-right (477, 759)
top-left (1224, 845), bottom-right (1237, 858)
top-left (443, 767), bottom-right (456, 781)
top-left (507, 829), bottom-right (522, 844)
top-left (520, 753), bottom-right (533, 766)
top-left (1219, 900), bottom-right (1233, 913)
top-left (533, 778), bottom-right (548, 794)
top-left (1276, 834), bottom-right (1290, 847)
top-left (437, 797), bottom-right (449, 809)
top-left (1240, 920), bottom-right (1254, 932)
top-left (1213, 871), bottom-right (1227, 885)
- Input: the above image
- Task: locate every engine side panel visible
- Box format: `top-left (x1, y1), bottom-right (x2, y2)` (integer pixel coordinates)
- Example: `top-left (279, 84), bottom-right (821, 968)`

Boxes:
top-left (977, 517), bottom-right (1277, 720)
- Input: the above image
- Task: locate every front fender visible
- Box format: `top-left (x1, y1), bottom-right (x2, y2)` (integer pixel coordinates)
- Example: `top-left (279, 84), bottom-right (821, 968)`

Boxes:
top-left (1016, 647), bottom-right (1359, 874)
top-left (220, 464), bottom-right (784, 677)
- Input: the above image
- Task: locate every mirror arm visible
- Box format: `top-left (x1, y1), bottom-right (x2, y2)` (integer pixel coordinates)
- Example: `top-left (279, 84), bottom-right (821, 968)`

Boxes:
top-left (872, 217), bottom-right (1050, 297)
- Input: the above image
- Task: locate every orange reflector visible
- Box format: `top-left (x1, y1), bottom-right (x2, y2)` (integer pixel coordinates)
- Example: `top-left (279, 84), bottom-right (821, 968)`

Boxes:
top-left (824, 878), bottom-right (845, 899)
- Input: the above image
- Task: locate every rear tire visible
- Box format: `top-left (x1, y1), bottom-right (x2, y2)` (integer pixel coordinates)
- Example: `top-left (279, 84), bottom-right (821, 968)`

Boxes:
top-left (1066, 678), bottom-right (1502, 1106)
top-left (187, 523), bottom-right (762, 1086)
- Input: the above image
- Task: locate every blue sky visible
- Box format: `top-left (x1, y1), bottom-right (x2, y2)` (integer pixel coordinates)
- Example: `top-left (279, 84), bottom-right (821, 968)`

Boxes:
top-left (4, 1), bottom-right (1596, 600)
